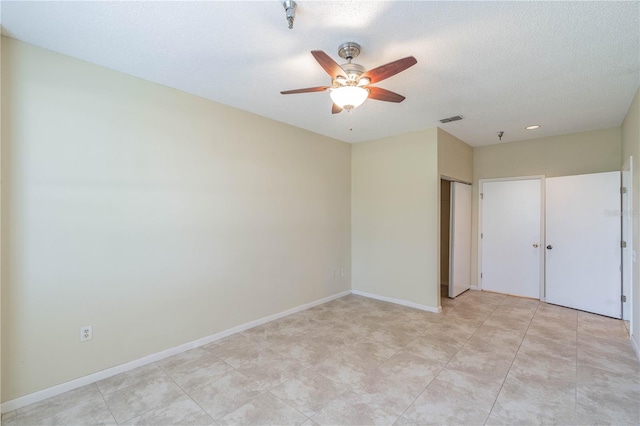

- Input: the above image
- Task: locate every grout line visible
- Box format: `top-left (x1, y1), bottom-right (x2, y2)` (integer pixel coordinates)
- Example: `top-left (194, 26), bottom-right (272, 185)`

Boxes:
top-left (93, 382), bottom-right (119, 425)
top-left (484, 298), bottom-right (540, 425)
top-left (154, 360), bottom-right (218, 424)
top-left (397, 293), bottom-right (507, 423)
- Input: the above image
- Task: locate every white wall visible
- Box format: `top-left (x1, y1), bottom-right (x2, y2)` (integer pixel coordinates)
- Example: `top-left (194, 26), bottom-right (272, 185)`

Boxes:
top-left (1, 38), bottom-right (351, 401)
top-left (622, 88), bottom-right (640, 354)
top-left (351, 129), bottom-right (439, 309)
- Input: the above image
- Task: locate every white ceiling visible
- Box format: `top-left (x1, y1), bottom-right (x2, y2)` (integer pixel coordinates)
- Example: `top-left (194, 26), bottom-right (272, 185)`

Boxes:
top-left (1, 1), bottom-right (639, 146)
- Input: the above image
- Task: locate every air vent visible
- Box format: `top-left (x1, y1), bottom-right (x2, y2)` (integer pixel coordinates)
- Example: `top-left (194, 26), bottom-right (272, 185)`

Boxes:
top-left (439, 115), bottom-right (464, 123)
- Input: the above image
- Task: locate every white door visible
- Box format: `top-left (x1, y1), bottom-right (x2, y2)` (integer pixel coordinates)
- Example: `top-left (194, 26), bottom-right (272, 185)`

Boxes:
top-left (622, 157), bottom-right (632, 323)
top-left (546, 172), bottom-right (621, 318)
top-left (481, 179), bottom-right (542, 298)
top-left (449, 182), bottom-right (472, 298)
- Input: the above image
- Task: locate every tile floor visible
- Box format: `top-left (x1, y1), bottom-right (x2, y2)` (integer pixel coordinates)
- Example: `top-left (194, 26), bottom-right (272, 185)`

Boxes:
top-left (2, 291), bottom-right (639, 425)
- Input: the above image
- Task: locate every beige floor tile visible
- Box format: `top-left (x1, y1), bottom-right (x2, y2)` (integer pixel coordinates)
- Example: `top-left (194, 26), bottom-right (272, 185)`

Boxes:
top-left (525, 320), bottom-right (578, 343)
top-left (206, 337), bottom-right (278, 369)
top-left (157, 347), bottom-right (231, 389)
top-left (269, 368), bottom-right (346, 417)
top-left (17, 385), bottom-right (116, 426)
top-left (1, 411), bottom-right (19, 426)
top-left (377, 350), bottom-right (443, 391)
top-left (534, 303), bottom-right (578, 325)
top-left (469, 325), bottom-right (526, 348)
top-left (576, 364), bottom-right (640, 425)
top-left (102, 375), bottom-right (186, 423)
top-left (269, 339), bottom-right (334, 367)
top-left (402, 368), bottom-right (498, 425)
top-left (218, 392), bottom-right (307, 426)
top-left (350, 368), bottom-right (427, 415)
top-left (577, 334), bottom-right (640, 375)
top-left (122, 395), bottom-right (215, 425)
top-left (96, 363), bottom-right (165, 395)
top-left (518, 333), bottom-right (577, 362)
top-left (311, 390), bottom-right (398, 426)
top-left (421, 320), bottom-right (478, 345)
top-left (340, 337), bottom-right (399, 366)
top-left (236, 354), bottom-right (307, 390)
top-left (444, 345), bottom-right (514, 384)
top-left (489, 373), bottom-right (576, 425)
top-left (187, 370), bottom-right (263, 420)
top-left (359, 327), bottom-right (419, 351)
top-left (311, 350), bottom-right (374, 386)
top-left (509, 349), bottom-right (576, 387)
top-left (403, 333), bottom-right (463, 364)
top-left (578, 311), bottom-right (630, 340)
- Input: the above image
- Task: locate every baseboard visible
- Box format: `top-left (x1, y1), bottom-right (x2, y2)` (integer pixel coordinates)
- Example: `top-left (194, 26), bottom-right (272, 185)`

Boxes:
top-left (351, 290), bottom-right (442, 313)
top-left (632, 334), bottom-right (640, 361)
top-left (0, 289), bottom-right (351, 414)
top-left (470, 284), bottom-right (479, 291)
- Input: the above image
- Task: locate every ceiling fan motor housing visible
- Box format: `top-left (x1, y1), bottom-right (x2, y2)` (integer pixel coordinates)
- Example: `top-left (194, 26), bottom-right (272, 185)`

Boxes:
top-left (338, 42), bottom-right (361, 61)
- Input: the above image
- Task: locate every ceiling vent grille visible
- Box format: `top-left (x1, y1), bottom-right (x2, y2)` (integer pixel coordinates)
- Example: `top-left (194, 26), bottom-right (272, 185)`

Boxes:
top-left (439, 115), bottom-right (464, 123)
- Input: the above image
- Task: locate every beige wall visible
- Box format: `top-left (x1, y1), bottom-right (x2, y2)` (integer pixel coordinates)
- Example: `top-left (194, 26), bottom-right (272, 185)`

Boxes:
top-left (437, 128), bottom-right (473, 184)
top-left (351, 129), bottom-right (439, 309)
top-left (1, 38), bottom-right (351, 401)
top-left (622, 88), bottom-right (640, 353)
top-left (472, 127), bottom-right (622, 286)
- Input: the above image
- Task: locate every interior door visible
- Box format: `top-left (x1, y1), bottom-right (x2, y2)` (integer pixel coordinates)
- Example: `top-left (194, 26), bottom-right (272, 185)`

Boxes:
top-left (545, 172), bottom-right (621, 318)
top-left (449, 182), bottom-right (472, 298)
top-left (481, 179), bottom-right (542, 298)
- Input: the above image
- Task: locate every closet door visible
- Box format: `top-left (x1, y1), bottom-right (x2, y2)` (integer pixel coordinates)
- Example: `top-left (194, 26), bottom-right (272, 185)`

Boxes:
top-left (481, 179), bottom-right (542, 298)
top-left (449, 182), bottom-right (472, 298)
top-left (545, 172), bottom-right (621, 318)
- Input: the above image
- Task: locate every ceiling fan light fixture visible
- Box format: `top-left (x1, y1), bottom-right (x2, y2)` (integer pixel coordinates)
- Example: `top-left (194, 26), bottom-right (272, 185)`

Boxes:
top-left (330, 86), bottom-right (369, 110)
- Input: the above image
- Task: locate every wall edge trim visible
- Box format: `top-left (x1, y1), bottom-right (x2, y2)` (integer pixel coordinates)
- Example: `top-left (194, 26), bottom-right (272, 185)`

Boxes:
top-left (0, 289), bottom-right (351, 413)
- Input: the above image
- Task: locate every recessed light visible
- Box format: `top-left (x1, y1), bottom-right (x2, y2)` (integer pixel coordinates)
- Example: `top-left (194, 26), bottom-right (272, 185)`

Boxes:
top-left (526, 125), bottom-right (540, 130)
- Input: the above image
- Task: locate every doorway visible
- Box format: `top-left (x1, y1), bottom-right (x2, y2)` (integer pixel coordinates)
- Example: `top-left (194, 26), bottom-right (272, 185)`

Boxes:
top-left (441, 179), bottom-right (472, 299)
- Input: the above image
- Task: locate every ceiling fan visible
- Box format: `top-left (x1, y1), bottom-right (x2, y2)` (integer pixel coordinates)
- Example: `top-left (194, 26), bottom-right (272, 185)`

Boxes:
top-left (281, 42), bottom-right (417, 114)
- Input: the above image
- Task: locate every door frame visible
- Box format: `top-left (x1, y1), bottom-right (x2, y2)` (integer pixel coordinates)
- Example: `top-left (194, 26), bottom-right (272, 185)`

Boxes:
top-left (478, 175), bottom-right (546, 301)
top-left (440, 175), bottom-right (472, 302)
top-left (622, 156), bottom-right (633, 329)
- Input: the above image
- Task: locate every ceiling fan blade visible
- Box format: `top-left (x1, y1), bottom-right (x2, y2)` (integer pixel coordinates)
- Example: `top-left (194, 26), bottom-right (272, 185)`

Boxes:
top-left (332, 103), bottom-right (343, 114)
top-left (367, 86), bottom-right (406, 103)
top-left (280, 86), bottom-right (330, 95)
top-left (311, 50), bottom-right (347, 79)
top-left (362, 56), bottom-right (417, 84)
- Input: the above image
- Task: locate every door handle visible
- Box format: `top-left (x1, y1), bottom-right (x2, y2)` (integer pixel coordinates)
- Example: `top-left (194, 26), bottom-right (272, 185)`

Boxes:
top-left (546, 245), bottom-right (553, 250)
top-left (533, 243), bottom-right (539, 248)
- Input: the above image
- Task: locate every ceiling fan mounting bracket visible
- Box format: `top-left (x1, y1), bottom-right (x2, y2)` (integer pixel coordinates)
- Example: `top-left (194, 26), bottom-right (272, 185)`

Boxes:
top-left (338, 42), bottom-right (361, 61)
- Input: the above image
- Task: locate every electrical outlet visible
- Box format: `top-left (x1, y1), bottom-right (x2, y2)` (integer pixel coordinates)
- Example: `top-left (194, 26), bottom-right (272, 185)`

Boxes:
top-left (331, 269), bottom-right (337, 279)
top-left (341, 268), bottom-right (346, 277)
top-left (80, 325), bottom-right (92, 342)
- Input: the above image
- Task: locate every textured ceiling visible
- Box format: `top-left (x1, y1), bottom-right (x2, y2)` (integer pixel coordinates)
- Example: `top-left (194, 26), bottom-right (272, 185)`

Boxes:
top-left (1, 1), bottom-right (639, 146)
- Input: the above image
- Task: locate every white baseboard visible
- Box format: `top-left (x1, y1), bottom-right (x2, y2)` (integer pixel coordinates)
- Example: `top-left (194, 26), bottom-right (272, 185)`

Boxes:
top-left (351, 290), bottom-right (442, 313)
top-left (632, 334), bottom-right (640, 361)
top-left (470, 284), bottom-right (480, 291)
top-left (1, 290), bottom-right (351, 414)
